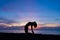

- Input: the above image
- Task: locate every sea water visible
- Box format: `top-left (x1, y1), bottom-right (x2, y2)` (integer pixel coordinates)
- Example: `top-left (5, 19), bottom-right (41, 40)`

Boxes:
top-left (0, 29), bottom-right (60, 35)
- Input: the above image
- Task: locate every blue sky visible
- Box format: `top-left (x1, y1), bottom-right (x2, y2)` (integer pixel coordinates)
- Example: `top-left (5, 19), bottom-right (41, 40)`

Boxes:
top-left (0, 0), bottom-right (60, 25)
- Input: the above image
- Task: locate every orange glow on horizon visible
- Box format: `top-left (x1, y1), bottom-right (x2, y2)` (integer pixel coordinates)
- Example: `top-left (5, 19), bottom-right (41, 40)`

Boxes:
top-left (43, 24), bottom-right (60, 27)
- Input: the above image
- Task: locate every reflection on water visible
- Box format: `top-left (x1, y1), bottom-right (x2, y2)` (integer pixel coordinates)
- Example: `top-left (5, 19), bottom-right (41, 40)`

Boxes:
top-left (34, 30), bottom-right (60, 35)
top-left (0, 30), bottom-right (25, 33)
top-left (0, 30), bottom-right (60, 35)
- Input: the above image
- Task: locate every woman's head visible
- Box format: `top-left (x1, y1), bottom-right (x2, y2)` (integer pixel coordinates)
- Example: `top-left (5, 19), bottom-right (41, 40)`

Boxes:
top-left (32, 21), bottom-right (37, 28)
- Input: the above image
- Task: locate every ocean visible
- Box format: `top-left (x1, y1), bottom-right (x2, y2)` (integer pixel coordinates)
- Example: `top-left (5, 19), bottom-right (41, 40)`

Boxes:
top-left (0, 29), bottom-right (60, 35)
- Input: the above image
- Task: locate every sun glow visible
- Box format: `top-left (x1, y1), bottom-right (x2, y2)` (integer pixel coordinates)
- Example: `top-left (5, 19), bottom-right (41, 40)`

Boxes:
top-left (28, 24), bottom-right (41, 29)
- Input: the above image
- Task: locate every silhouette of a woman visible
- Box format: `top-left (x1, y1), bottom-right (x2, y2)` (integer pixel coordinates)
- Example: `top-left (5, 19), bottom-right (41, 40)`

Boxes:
top-left (25, 21), bottom-right (37, 34)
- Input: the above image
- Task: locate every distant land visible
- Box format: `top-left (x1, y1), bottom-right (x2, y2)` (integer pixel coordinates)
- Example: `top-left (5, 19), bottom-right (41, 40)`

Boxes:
top-left (0, 26), bottom-right (60, 30)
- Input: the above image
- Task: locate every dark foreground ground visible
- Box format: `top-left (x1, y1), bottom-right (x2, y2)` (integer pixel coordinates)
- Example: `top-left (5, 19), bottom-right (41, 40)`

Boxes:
top-left (0, 33), bottom-right (60, 40)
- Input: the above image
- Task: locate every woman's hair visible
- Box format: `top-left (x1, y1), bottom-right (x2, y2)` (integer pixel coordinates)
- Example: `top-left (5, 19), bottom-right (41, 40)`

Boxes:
top-left (33, 21), bottom-right (37, 28)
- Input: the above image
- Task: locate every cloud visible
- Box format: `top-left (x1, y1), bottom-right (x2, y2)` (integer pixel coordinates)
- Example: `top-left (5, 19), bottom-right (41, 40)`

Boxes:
top-left (0, 23), bottom-right (12, 27)
top-left (0, 17), bottom-right (60, 28)
top-left (0, 17), bottom-right (16, 23)
top-left (0, 17), bottom-right (26, 27)
top-left (0, 17), bottom-right (18, 27)
top-left (0, 23), bottom-right (22, 27)
top-left (42, 24), bottom-right (60, 27)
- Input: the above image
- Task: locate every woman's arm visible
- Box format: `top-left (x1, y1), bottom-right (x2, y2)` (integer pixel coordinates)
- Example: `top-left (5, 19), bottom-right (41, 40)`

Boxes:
top-left (31, 26), bottom-right (34, 34)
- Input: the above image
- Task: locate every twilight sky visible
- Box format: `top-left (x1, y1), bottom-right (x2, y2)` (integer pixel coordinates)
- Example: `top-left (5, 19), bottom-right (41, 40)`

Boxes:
top-left (0, 0), bottom-right (60, 27)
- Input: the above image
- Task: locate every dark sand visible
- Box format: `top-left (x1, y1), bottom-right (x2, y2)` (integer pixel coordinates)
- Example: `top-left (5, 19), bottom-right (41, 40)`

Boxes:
top-left (0, 33), bottom-right (60, 40)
